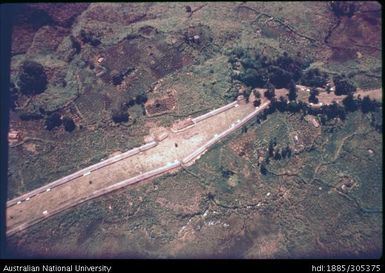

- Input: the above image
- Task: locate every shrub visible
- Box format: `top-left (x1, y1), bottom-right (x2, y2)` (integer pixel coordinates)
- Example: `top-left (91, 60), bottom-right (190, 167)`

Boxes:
top-left (80, 30), bottom-right (101, 47)
top-left (63, 116), bottom-right (76, 132)
top-left (45, 112), bottom-right (62, 130)
top-left (111, 108), bottom-right (129, 123)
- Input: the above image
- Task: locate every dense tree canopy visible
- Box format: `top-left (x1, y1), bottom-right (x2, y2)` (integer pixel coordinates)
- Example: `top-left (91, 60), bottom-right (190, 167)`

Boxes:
top-left (301, 68), bottom-right (329, 87)
top-left (18, 61), bottom-right (48, 96)
top-left (333, 75), bottom-right (357, 95)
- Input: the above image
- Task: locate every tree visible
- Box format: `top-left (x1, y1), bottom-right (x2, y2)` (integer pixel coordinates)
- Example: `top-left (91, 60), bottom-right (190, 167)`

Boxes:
top-left (361, 96), bottom-right (376, 113)
top-left (330, 1), bottom-right (356, 17)
top-left (111, 70), bottom-right (124, 85)
top-left (63, 116), bottom-right (75, 132)
top-left (260, 161), bottom-right (268, 175)
top-left (287, 101), bottom-right (300, 113)
top-left (285, 146), bottom-right (292, 158)
top-left (253, 89), bottom-right (261, 99)
top-left (276, 96), bottom-right (287, 112)
top-left (264, 82), bottom-right (276, 100)
top-left (45, 112), bottom-right (62, 131)
top-left (135, 94), bottom-right (148, 105)
top-left (308, 88), bottom-right (319, 104)
top-left (342, 93), bottom-right (357, 112)
top-left (274, 148), bottom-right (282, 160)
top-left (288, 79), bottom-right (297, 101)
top-left (18, 61), bottom-right (48, 96)
top-left (111, 108), bottom-right (129, 123)
top-left (244, 87), bottom-right (252, 103)
top-left (253, 99), bottom-right (261, 107)
top-left (268, 139), bottom-right (275, 158)
top-left (333, 75), bottom-right (356, 95)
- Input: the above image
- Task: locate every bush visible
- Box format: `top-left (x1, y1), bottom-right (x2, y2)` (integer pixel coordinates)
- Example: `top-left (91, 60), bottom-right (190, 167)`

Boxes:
top-left (18, 61), bottom-right (48, 96)
top-left (45, 112), bottom-right (62, 130)
top-left (63, 116), bottom-right (76, 132)
top-left (80, 30), bottom-right (101, 47)
top-left (112, 108), bottom-right (129, 123)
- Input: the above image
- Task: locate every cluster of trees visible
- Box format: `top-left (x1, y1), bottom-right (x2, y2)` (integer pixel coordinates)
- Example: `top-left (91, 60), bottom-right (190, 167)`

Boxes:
top-left (333, 74), bottom-right (357, 95)
top-left (111, 106), bottom-right (129, 123)
top-left (262, 93), bottom-right (379, 126)
top-left (230, 49), bottom-right (308, 90)
top-left (308, 88), bottom-right (319, 104)
top-left (45, 113), bottom-right (75, 132)
top-left (111, 94), bottom-right (148, 123)
top-left (301, 68), bottom-right (329, 88)
top-left (330, 1), bottom-right (356, 17)
top-left (18, 61), bottom-right (48, 96)
top-left (110, 67), bottom-right (135, 86)
top-left (259, 137), bottom-right (292, 175)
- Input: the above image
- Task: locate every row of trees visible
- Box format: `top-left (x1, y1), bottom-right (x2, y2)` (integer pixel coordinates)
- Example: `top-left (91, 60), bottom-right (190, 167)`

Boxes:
top-left (229, 48), bottom-right (359, 102)
top-left (45, 113), bottom-right (75, 132)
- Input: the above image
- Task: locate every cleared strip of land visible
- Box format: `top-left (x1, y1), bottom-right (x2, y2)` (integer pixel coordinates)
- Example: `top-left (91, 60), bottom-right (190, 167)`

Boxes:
top-left (7, 97), bottom-right (268, 236)
top-left (7, 87), bottom-right (381, 236)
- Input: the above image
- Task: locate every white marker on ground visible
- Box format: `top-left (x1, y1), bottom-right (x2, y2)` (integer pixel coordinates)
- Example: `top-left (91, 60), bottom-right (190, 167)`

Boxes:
top-left (83, 171), bottom-right (91, 176)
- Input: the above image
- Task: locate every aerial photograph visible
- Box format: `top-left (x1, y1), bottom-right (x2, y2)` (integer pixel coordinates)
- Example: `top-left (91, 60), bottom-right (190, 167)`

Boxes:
top-left (3, 1), bottom-right (382, 259)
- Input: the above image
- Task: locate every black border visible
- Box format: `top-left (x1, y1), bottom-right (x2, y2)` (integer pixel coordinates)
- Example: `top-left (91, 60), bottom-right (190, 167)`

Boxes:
top-left (0, 1), bottom-right (384, 272)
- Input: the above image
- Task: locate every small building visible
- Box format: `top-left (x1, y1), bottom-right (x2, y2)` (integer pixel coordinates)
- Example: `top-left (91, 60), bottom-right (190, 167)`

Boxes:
top-left (8, 129), bottom-right (22, 143)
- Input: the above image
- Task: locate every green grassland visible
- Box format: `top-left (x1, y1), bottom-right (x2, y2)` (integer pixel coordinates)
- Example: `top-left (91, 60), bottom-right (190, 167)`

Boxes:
top-left (8, 108), bottom-right (382, 258)
top-left (7, 2), bottom-right (382, 258)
